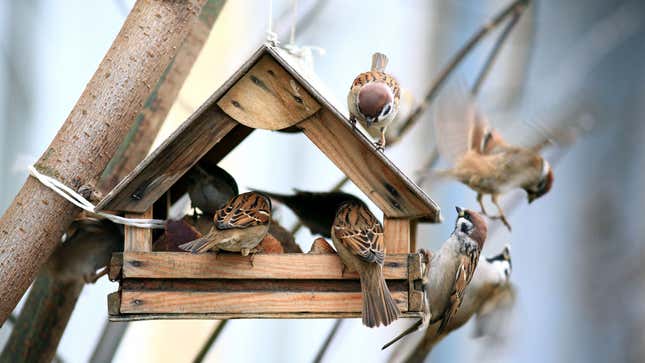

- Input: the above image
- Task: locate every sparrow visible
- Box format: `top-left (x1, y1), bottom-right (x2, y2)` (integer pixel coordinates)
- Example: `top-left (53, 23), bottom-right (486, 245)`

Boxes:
top-left (347, 52), bottom-right (400, 150)
top-left (178, 192), bottom-right (271, 256)
top-left (153, 218), bottom-right (203, 252)
top-left (45, 218), bottom-right (123, 283)
top-left (185, 163), bottom-right (238, 215)
top-left (252, 189), bottom-right (362, 238)
top-left (434, 86), bottom-right (554, 230)
top-left (384, 207), bottom-right (487, 349)
top-left (331, 200), bottom-right (400, 327)
top-left (385, 245), bottom-right (512, 359)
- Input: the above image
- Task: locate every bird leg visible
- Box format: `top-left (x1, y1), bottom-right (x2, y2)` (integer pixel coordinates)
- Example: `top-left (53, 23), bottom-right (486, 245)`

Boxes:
top-left (489, 194), bottom-right (512, 231)
top-left (477, 193), bottom-right (488, 216)
top-left (84, 267), bottom-right (108, 284)
top-left (242, 247), bottom-right (262, 267)
top-left (349, 115), bottom-right (357, 131)
top-left (375, 128), bottom-right (386, 152)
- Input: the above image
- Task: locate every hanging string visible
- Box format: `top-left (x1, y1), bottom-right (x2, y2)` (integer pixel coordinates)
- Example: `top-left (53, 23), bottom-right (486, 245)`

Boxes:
top-left (266, 0), bottom-right (279, 46)
top-left (28, 165), bottom-right (166, 229)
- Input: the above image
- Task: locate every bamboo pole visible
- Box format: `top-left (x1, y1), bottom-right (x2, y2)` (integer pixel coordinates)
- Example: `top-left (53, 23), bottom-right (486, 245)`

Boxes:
top-left (0, 0), bottom-right (207, 324)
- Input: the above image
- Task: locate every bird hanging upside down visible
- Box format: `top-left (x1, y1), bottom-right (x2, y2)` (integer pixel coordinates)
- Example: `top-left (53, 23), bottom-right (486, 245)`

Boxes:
top-left (433, 86), bottom-right (554, 230)
top-left (179, 192), bottom-right (271, 256)
top-left (348, 52), bottom-right (400, 150)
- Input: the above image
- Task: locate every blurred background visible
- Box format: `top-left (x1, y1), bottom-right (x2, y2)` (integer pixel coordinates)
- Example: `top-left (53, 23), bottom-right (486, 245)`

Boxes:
top-left (1, 0), bottom-right (644, 362)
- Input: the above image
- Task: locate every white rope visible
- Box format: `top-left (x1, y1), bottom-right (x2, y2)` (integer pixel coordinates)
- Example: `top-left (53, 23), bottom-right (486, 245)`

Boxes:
top-left (266, 0), bottom-right (279, 46)
top-left (28, 165), bottom-right (166, 229)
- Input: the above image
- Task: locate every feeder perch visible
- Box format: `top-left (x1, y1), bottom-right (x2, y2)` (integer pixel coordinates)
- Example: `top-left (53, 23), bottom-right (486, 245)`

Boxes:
top-left (98, 44), bottom-right (442, 321)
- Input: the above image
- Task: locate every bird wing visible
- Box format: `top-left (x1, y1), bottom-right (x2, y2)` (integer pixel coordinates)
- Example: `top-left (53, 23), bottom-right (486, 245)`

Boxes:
top-left (215, 192), bottom-right (271, 230)
top-left (333, 204), bottom-right (385, 265)
top-left (437, 250), bottom-right (480, 333)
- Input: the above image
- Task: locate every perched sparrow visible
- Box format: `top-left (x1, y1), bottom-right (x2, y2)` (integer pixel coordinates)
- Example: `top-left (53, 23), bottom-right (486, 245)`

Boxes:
top-left (331, 200), bottom-right (400, 327)
top-left (253, 189), bottom-right (362, 238)
top-left (382, 208), bottom-right (488, 349)
top-left (385, 245), bottom-right (512, 359)
top-left (434, 87), bottom-right (554, 230)
top-left (153, 218), bottom-right (203, 252)
top-left (46, 218), bottom-right (123, 283)
top-left (347, 52), bottom-right (400, 150)
top-left (178, 192), bottom-right (271, 256)
top-left (185, 163), bottom-right (238, 215)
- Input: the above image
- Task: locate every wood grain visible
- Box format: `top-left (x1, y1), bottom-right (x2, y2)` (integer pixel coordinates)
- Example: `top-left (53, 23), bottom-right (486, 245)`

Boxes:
top-left (108, 311), bottom-right (423, 321)
top-left (408, 253), bottom-right (426, 312)
top-left (299, 108), bottom-right (439, 220)
top-left (218, 55), bottom-right (321, 130)
top-left (124, 209), bottom-right (153, 252)
top-left (122, 252), bottom-right (409, 280)
top-left (0, 0), bottom-right (207, 324)
top-left (120, 290), bottom-right (408, 314)
top-left (383, 217), bottom-right (413, 253)
top-left (108, 253), bottom-right (123, 281)
top-left (96, 106), bottom-right (238, 212)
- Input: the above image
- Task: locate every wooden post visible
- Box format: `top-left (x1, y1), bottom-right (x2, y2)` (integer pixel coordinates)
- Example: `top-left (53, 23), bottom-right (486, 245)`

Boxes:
top-left (0, 0), bottom-right (207, 324)
top-left (124, 209), bottom-right (154, 252)
top-left (383, 217), bottom-right (415, 253)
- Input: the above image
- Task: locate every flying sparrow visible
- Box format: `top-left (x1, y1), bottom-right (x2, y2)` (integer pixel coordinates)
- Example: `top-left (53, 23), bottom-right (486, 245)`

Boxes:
top-left (385, 245), bottom-right (512, 360)
top-left (433, 87), bottom-right (554, 230)
top-left (178, 192), bottom-right (271, 256)
top-left (347, 52), bottom-right (400, 150)
top-left (46, 218), bottom-right (123, 283)
top-left (331, 200), bottom-right (400, 327)
top-left (253, 189), bottom-right (362, 238)
top-left (185, 163), bottom-right (238, 215)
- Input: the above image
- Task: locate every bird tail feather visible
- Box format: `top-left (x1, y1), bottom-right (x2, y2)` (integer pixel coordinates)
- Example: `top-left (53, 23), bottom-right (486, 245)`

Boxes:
top-left (178, 231), bottom-right (216, 254)
top-left (371, 52), bottom-right (389, 72)
top-left (381, 319), bottom-right (423, 350)
top-left (361, 264), bottom-right (400, 328)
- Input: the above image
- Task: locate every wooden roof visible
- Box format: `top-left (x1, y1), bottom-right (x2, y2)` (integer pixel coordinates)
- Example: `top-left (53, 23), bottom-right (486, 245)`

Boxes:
top-left (96, 44), bottom-right (441, 222)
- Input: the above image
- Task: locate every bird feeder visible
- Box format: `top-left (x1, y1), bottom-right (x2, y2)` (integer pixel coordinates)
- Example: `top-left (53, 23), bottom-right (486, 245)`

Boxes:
top-left (98, 44), bottom-right (442, 321)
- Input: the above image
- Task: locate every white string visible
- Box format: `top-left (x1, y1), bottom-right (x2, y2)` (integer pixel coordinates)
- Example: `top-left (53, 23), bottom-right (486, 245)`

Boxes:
top-left (266, 0), bottom-right (279, 45)
top-left (28, 165), bottom-right (166, 229)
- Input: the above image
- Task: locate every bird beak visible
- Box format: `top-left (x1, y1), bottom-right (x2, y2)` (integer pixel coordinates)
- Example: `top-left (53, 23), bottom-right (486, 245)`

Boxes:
top-left (455, 206), bottom-right (464, 217)
top-left (527, 194), bottom-right (535, 204)
top-left (366, 117), bottom-right (375, 127)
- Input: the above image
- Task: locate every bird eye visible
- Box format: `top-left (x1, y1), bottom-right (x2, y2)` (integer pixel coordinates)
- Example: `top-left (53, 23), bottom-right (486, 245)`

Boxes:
top-left (460, 223), bottom-right (468, 233)
top-left (382, 104), bottom-right (391, 115)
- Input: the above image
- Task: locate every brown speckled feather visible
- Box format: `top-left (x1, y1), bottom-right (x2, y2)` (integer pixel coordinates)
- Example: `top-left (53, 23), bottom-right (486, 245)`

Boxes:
top-left (333, 202), bottom-right (385, 265)
top-left (215, 192), bottom-right (271, 230)
top-left (351, 71), bottom-right (400, 101)
top-left (438, 244), bottom-right (481, 333)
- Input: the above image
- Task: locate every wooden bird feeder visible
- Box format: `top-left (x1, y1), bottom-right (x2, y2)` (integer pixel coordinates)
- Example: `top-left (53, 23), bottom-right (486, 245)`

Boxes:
top-left (98, 44), bottom-right (442, 321)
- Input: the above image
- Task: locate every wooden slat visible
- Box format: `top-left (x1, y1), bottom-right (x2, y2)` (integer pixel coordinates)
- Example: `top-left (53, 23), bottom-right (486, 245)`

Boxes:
top-left (217, 55), bottom-right (321, 130)
top-left (120, 290), bottom-right (408, 314)
top-left (124, 209), bottom-right (153, 252)
top-left (109, 311), bottom-right (423, 321)
top-left (108, 253), bottom-right (123, 281)
top-left (299, 108), bottom-right (439, 220)
top-left (107, 292), bottom-right (121, 316)
top-left (122, 252), bottom-right (409, 280)
top-left (96, 106), bottom-right (239, 212)
top-left (383, 217), bottom-right (413, 253)
top-left (407, 253), bottom-right (425, 312)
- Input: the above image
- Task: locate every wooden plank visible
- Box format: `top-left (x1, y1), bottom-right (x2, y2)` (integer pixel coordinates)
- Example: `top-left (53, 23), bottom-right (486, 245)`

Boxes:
top-left (299, 108), bottom-right (440, 221)
top-left (109, 311), bottom-right (423, 321)
top-left (408, 253), bottom-right (425, 312)
top-left (120, 290), bottom-right (408, 314)
top-left (108, 253), bottom-right (123, 281)
top-left (217, 54), bottom-right (321, 130)
top-left (107, 291), bottom-right (121, 316)
top-left (122, 252), bottom-right (409, 280)
top-left (96, 106), bottom-right (239, 212)
top-left (124, 209), bottom-right (153, 252)
top-left (383, 217), bottom-right (412, 253)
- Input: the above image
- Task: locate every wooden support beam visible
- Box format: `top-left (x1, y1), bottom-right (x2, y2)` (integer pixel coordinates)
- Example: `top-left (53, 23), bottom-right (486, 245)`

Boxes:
top-left (0, 0), bottom-right (208, 324)
top-left (124, 209), bottom-right (153, 252)
top-left (217, 54), bottom-right (321, 130)
top-left (383, 217), bottom-right (415, 253)
top-left (121, 252), bottom-right (409, 280)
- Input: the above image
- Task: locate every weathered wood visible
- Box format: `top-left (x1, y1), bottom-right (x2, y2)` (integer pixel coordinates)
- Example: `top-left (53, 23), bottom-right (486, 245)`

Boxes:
top-left (299, 108), bottom-right (439, 220)
top-left (0, 0), bottom-right (207, 324)
top-left (124, 209), bottom-right (153, 252)
top-left (383, 217), bottom-right (413, 253)
top-left (121, 252), bottom-right (409, 280)
top-left (218, 55), bottom-right (321, 130)
top-left (408, 253), bottom-right (425, 313)
top-left (108, 253), bottom-right (124, 281)
top-left (99, 0), bottom-right (229, 192)
top-left (120, 290), bottom-right (408, 314)
top-left (96, 106), bottom-right (239, 212)
top-left (108, 291), bottom-right (121, 316)
top-left (108, 311), bottom-right (424, 321)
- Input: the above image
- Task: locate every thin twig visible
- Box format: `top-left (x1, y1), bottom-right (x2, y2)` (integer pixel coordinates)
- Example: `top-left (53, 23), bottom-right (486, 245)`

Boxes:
top-left (312, 319), bottom-right (343, 363)
top-left (193, 320), bottom-right (229, 363)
